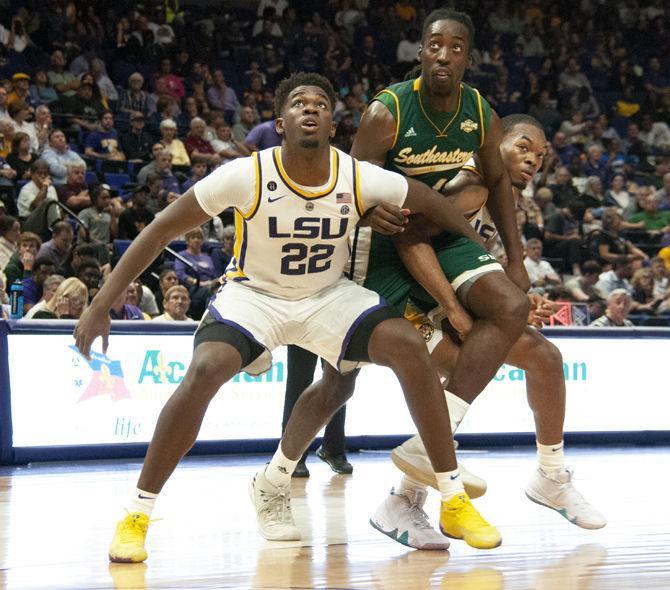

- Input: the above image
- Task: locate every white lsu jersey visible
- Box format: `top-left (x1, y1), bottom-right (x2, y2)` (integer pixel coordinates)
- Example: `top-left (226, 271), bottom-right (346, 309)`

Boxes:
top-left (460, 157), bottom-right (498, 246)
top-left (193, 146), bottom-right (408, 300)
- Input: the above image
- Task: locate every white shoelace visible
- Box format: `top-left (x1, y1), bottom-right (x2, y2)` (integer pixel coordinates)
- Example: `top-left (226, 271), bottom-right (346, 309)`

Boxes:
top-left (261, 486), bottom-right (293, 524)
top-left (406, 490), bottom-right (433, 530)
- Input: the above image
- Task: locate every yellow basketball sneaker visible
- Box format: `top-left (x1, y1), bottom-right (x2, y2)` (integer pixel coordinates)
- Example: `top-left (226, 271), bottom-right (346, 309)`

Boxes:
top-left (439, 493), bottom-right (502, 550)
top-left (109, 512), bottom-right (150, 563)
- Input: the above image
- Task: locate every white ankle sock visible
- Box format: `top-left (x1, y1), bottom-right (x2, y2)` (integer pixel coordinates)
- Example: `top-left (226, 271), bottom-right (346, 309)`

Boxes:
top-left (265, 444), bottom-right (299, 488)
top-left (435, 469), bottom-right (465, 501)
top-left (446, 391), bottom-right (470, 434)
top-left (127, 488), bottom-right (157, 517)
top-left (537, 441), bottom-right (565, 473)
top-left (397, 475), bottom-right (426, 497)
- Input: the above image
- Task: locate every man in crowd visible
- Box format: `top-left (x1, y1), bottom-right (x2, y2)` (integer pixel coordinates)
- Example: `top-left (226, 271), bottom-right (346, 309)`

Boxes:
top-left (41, 129), bottom-right (86, 186)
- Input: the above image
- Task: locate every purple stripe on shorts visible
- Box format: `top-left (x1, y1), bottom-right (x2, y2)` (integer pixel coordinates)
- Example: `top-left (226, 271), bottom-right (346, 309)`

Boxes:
top-left (336, 299), bottom-right (387, 371)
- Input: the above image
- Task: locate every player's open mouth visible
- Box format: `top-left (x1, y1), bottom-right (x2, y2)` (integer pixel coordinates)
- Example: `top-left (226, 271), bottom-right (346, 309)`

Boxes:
top-left (520, 170), bottom-right (534, 181)
top-left (435, 68), bottom-right (451, 79)
top-left (301, 118), bottom-right (319, 130)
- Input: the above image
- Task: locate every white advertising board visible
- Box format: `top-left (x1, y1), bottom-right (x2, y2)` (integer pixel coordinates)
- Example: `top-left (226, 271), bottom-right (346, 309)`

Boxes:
top-left (8, 333), bottom-right (668, 447)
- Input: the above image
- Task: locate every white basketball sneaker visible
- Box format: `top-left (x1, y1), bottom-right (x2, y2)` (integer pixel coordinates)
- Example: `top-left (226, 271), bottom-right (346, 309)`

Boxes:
top-left (370, 488), bottom-right (450, 550)
top-left (525, 468), bottom-right (607, 529)
top-left (249, 468), bottom-right (301, 541)
top-left (390, 435), bottom-right (487, 499)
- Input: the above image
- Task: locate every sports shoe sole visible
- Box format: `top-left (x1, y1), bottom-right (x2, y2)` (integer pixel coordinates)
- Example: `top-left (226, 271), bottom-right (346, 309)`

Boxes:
top-left (439, 524), bottom-right (502, 549)
top-left (248, 478), bottom-right (302, 541)
top-left (369, 518), bottom-right (450, 551)
top-left (524, 491), bottom-right (606, 530)
top-left (391, 448), bottom-right (487, 499)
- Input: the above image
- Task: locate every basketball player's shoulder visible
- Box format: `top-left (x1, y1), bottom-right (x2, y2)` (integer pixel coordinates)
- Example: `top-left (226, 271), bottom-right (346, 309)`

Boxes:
top-left (371, 78), bottom-right (416, 119)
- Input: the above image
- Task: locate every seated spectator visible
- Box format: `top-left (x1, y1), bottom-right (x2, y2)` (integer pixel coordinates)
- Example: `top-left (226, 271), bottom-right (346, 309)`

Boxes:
top-left (154, 267), bottom-right (179, 313)
top-left (40, 129), bottom-right (86, 186)
top-left (17, 159), bottom-right (59, 221)
top-left (76, 257), bottom-right (102, 303)
top-left (516, 208), bottom-right (543, 243)
top-left (0, 215), bottom-right (20, 270)
top-left (176, 95), bottom-right (201, 132)
top-left (630, 268), bottom-right (667, 314)
top-left (24, 273), bottom-right (65, 318)
top-left (136, 142), bottom-right (168, 185)
top-left (0, 119), bottom-right (15, 159)
top-left (56, 162), bottom-right (91, 213)
top-left (529, 90), bottom-right (562, 138)
top-left (29, 69), bottom-right (58, 106)
top-left (0, 151), bottom-right (17, 188)
top-left (560, 110), bottom-right (590, 145)
top-left (9, 101), bottom-right (38, 153)
top-left (582, 145), bottom-right (608, 185)
top-left (651, 256), bottom-right (669, 299)
top-left (129, 278), bottom-right (159, 318)
top-left (523, 238), bottom-right (561, 290)
top-left (56, 242), bottom-right (98, 278)
top-left (543, 202), bottom-right (585, 275)
top-left (595, 261), bottom-right (634, 299)
top-left (580, 176), bottom-right (606, 210)
top-left (627, 192), bottom-right (670, 241)
top-left (85, 110), bottom-right (125, 161)
top-left (147, 80), bottom-right (181, 120)
top-left (90, 58), bottom-right (119, 104)
top-left (589, 289), bottom-right (634, 327)
top-left (37, 220), bottom-right (74, 269)
top-left (175, 227), bottom-right (217, 318)
top-left (232, 106), bottom-right (257, 143)
top-left (7, 132), bottom-right (36, 181)
top-left (159, 119), bottom-right (190, 166)
top-left (533, 186), bottom-right (558, 221)
top-left (32, 277), bottom-right (88, 320)
top-left (589, 209), bottom-right (648, 266)
top-left (154, 59), bottom-right (185, 102)
top-left (33, 105), bottom-right (53, 152)
top-left (184, 117), bottom-right (220, 167)
top-left (79, 184), bottom-right (120, 244)
top-left (61, 81), bottom-right (106, 134)
top-left (118, 73), bottom-right (150, 118)
top-left (638, 113), bottom-right (670, 154)
top-left (551, 131), bottom-right (581, 168)
top-left (8, 73), bottom-right (33, 108)
top-left (565, 260), bottom-right (602, 302)
top-left (244, 119), bottom-right (282, 152)
top-left (181, 162), bottom-right (207, 192)
top-left (548, 166), bottom-right (580, 207)
top-left (118, 185), bottom-right (155, 239)
top-left (153, 285), bottom-right (193, 321)
top-left (604, 173), bottom-right (633, 214)
top-left (22, 256), bottom-right (55, 311)
top-left (656, 172), bottom-right (670, 211)
top-left (4, 231), bottom-right (41, 286)
top-left (207, 69), bottom-right (240, 123)
top-left (48, 50), bottom-right (80, 98)
top-left (137, 149), bottom-right (179, 194)
top-left (570, 86), bottom-right (600, 120)
top-left (120, 112), bottom-right (154, 164)
top-left (210, 123), bottom-right (249, 163)
top-left (109, 282), bottom-right (145, 320)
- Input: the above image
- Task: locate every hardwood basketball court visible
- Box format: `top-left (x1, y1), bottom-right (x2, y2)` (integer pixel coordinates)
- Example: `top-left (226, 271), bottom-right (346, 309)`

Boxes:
top-left (1, 446), bottom-right (668, 589)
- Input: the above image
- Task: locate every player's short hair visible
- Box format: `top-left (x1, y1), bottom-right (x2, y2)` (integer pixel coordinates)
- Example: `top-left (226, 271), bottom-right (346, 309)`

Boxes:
top-left (421, 9), bottom-right (475, 51)
top-left (273, 72), bottom-right (337, 117)
top-left (501, 114), bottom-right (544, 136)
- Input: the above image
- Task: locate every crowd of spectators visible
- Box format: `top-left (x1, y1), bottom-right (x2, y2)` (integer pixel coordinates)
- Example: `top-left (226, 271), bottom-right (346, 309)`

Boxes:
top-left (0, 0), bottom-right (669, 326)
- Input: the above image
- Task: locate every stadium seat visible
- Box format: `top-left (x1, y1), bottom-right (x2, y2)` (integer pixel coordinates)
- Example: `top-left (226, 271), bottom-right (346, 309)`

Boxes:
top-left (104, 172), bottom-right (131, 192)
top-left (85, 170), bottom-right (99, 185)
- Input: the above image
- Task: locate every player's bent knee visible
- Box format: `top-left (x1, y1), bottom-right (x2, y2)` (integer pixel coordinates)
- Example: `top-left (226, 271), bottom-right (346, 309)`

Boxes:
top-left (519, 329), bottom-right (563, 372)
top-left (368, 319), bottom-right (429, 367)
top-left (183, 346), bottom-right (239, 398)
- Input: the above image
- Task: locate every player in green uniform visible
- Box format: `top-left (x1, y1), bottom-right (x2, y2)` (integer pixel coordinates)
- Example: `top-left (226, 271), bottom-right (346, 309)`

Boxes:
top-left (369, 114), bottom-right (606, 550)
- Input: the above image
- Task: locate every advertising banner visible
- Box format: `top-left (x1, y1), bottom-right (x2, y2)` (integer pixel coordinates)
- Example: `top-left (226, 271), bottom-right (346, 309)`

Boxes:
top-left (8, 333), bottom-right (668, 447)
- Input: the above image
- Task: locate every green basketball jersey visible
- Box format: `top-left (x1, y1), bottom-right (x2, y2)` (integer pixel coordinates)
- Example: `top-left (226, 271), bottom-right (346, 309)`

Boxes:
top-left (373, 77), bottom-right (492, 191)
top-left (352, 77), bottom-right (495, 306)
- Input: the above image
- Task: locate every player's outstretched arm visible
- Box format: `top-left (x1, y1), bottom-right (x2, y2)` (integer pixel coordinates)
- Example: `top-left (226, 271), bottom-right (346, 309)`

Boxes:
top-left (74, 188), bottom-right (210, 357)
top-left (478, 111), bottom-right (529, 292)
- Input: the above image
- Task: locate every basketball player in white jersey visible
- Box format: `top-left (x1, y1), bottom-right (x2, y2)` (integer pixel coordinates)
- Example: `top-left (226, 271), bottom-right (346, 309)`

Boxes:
top-left (74, 72), bottom-right (503, 563)
top-left (368, 114), bottom-right (606, 551)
